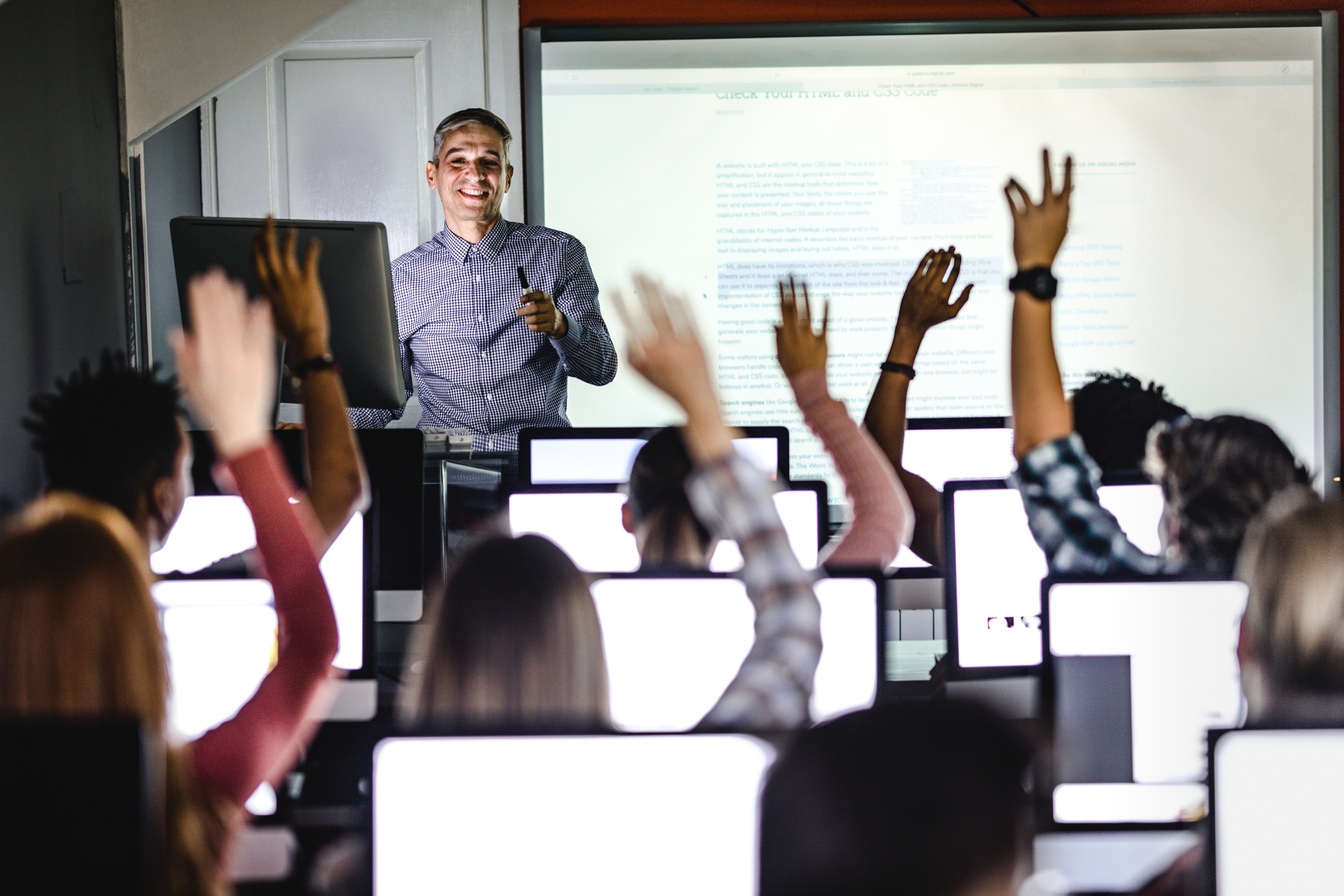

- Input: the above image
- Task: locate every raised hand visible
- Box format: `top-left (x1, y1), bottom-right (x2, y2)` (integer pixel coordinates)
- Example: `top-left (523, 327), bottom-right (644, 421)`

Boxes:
top-left (611, 273), bottom-right (730, 464)
top-left (1004, 148), bottom-right (1073, 270)
top-left (897, 247), bottom-right (973, 337)
top-left (775, 275), bottom-right (829, 378)
top-left (171, 269), bottom-right (275, 457)
top-left (251, 217), bottom-right (330, 360)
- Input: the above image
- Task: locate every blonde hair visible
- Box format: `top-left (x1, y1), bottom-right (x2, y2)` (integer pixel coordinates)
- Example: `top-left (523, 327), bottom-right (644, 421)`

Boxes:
top-left (1236, 487), bottom-right (1344, 702)
top-left (0, 493), bottom-right (233, 896)
top-left (401, 534), bottom-right (609, 729)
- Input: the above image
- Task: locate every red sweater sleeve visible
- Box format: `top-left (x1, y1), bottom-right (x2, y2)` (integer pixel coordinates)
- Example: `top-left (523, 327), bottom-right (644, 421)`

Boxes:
top-left (188, 440), bottom-right (339, 809)
top-left (789, 368), bottom-right (911, 568)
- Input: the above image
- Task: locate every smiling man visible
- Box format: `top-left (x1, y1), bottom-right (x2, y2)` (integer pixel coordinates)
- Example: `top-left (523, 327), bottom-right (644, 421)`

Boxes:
top-left (349, 108), bottom-right (617, 451)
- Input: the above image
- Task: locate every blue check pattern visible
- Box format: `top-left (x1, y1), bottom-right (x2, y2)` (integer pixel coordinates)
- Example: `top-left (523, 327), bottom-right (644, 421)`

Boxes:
top-left (1008, 433), bottom-right (1173, 577)
top-left (348, 220), bottom-right (618, 452)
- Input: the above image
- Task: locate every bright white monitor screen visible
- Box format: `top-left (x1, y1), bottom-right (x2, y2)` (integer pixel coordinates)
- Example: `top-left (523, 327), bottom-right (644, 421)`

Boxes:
top-left (529, 435), bottom-right (781, 484)
top-left (1213, 729), bottom-right (1344, 895)
top-left (373, 734), bottom-right (773, 896)
top-left (1048, 579), bottom-right (1248, 825)
top-left (592, 576), bottom-right (878, 731)
top-left (538, 23), bottom-right (1331, 500)
top-left (508, 488), bottom-right (819, 572)
top-left (949, 483), bottom-right (1163, 669)
top-left (150, 496), bottom-right (363, 740)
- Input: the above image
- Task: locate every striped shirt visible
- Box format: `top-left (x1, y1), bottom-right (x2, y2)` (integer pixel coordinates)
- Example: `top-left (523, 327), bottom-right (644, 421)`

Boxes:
top-left (349, 220), bottom-right (617, 451)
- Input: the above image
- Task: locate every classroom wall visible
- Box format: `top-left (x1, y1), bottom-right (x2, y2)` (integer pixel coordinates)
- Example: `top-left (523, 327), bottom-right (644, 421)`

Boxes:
top-left (0, 0), bottom-right (130, 513)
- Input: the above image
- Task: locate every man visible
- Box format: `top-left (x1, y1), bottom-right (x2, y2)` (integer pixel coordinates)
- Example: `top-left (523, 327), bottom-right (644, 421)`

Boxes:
top-left (349, 108), bottom-right (618, 452)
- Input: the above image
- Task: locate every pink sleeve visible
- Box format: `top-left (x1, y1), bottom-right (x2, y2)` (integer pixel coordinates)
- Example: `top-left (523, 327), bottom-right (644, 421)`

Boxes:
top-left (789, 368), bottom-right (911, 568)
top-left (188, 441), bottom-right (339, 809)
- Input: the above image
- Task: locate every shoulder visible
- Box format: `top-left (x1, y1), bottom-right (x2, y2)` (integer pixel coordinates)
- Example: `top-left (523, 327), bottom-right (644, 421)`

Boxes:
top-left (392, 235), bottom-right (452, 276)
top-left (502, 220), bottom-right (585, 252)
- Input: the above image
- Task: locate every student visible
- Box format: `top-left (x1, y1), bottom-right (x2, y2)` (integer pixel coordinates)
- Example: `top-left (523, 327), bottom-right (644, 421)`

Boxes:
top-left (24, 219), bottom-right (367, 556)
top-left (0, 270), bottom-right (338, 896)
top-left (1003, 149), bottom-right (1309, 577)
top-left (623, 275), bottom-right (911, 570)
top-left (862, 248), bottom-right (1189, 567)
top-left (758, 700), bottom-right (1034, 896)
top-left (402, 276), bottom-right (822, 731)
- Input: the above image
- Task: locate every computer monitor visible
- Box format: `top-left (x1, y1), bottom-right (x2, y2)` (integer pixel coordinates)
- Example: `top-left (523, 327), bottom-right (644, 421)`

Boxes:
top-left (1043, 576), bottom-right (1248, 827)
top-left (150, 500), bottom-right (369, 739)
top-left (169, 216), bottom-right (405, 409)
top-left (903, 418), bottom-right (1016, 491)
top-left (1210, 727), bottom-right (1344, 895)
top-left (507, 480), bottom-right (826, 573)
top-left (518, 425), bottom-right (789, 484)
top-left (373, 732), bottom-right (773, 896)
top-left (591, 571), bottom-right (883, 731)
top-left (943, 478), bottom-right (1165, 674)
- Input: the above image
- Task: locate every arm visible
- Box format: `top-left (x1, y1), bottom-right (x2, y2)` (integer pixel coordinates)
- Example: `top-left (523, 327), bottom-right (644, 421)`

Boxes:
top-left (862, 248), bottom-right (973, 566)
top-left (775, 277), bottom-right (910, 568)
top-left (612, 274), bottom-right (821, 730)
top-left (523, 238), bottom-right (617, 386)
top-left (171, 270), bottom-right (338, 809)
top-left (1005, 149), bottom-right (1074, 460)
top-left (253, 219), bottom-right (370, 550)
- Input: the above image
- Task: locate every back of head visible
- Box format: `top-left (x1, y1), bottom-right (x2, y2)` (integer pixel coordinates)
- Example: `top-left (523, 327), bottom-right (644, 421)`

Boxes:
top-left (759, 700), bottom-right (1033, 896)
top-left (402, 533), bottom-right (609, 729)
top-left (1071, 371), bottom-right (1186, 474)
top-left (626, 426), bottom-right (713, 567)
top-left (1236, 488), bottom-right (1344, 714)
top-left (1146, 414), bottom-right (1312, 576)
top-left (0, 493), bottom-right (165, 720)
top-left (25, 352), bottom-right (182, 526)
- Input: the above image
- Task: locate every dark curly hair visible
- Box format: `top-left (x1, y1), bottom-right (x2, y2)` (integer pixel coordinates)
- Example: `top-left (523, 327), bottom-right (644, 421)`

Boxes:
top-left (1071, 371), bottom-right (1187, 474)
top-left (1147, 414), bottom-right (1313, 578)
top-left (24, 352), bottom-right (183, 524)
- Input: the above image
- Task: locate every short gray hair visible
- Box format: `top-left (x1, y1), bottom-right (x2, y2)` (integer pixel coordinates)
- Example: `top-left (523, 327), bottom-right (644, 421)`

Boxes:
top-left (430, 107), bottom-right (512, 169)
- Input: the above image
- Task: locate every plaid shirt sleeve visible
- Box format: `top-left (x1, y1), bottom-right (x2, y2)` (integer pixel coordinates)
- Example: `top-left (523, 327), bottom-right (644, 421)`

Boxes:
top-left (689, 453), bottom-right (821, 731)
top-left (550, 236), bottom-right (617, 386)
top-left (1008, 433), bottom-right (1167, 576)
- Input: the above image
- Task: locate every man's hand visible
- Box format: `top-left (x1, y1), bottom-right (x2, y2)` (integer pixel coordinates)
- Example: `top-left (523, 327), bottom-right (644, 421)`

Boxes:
top-left (251, 217), bottom-right (330, 360)
top-left (517, 289), bottom-right (568, 338)
top-left (775, 275), bottom-right (829, 378)
top-left (896, 247), bottom-right (973, 338)
top-left (1004, 148), bottom-right (1072, 270)
top-left (171, 269), bottom-right (275, 458)
top-left (611, 274), bottom-right (731, 464)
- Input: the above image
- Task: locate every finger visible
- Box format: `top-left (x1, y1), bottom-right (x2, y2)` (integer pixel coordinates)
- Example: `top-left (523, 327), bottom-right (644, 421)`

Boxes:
top-left (303, 236), bottom-right (322, 280)
top-left (251, 222), bottom-right (278, 295)
top-left (609, 287), bottom-right (640, 352)
top-left (917, 249), bottom-right (936, 280)
top-left (949, 284), bottom-right (973, 317)
top-left (820, 298), bottom-right (830, 339)
top-left (1062, 155), bottom-right (1074, 200)
top-left (281, 227), bottom-right (299, 274)
top-left (777, 279), bottom-right (792, 323)
top-left (948, 252), bottom-right (963, 287)
top-left (1004, 180), bottom-right (1029, 215)
top-left (1041, 148), bottom-right (1053, 202)
top-left (800, 281), bottom-right (813, 332)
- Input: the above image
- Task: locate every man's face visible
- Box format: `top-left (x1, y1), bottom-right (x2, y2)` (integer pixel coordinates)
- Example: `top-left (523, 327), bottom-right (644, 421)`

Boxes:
top-left (427, 123), bottom-right (513, 237)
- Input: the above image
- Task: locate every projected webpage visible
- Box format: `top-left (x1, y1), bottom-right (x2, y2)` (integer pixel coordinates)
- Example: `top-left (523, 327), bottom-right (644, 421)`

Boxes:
top-left (540, 26), bottom-right (1324, 502)
top-left (1048, 579), bottom-right (1248, 825)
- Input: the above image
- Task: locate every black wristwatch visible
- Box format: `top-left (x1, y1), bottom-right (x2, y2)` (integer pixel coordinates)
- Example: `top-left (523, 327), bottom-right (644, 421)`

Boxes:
top-left (1008, 267), bottom-right (1058, 301)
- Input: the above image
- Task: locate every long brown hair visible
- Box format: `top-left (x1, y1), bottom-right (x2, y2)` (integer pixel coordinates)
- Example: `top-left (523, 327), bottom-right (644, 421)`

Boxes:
top-left (0, 493), bottom-right (233, 896)
top-left (401, 533), bottom-right (609, 729)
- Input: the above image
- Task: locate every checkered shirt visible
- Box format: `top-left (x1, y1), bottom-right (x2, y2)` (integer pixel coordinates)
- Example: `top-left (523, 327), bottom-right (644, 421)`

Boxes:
top-left (690, 452), bottom-right (822, 731)
top-left (348, 220), bottom-right (617, 452)
top-left (1008, 433), bottom-right (1174, 577)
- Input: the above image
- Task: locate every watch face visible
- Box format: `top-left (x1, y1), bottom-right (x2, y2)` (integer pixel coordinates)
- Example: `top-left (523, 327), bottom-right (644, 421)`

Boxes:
top-left (1011, 268), bottom-right (1058, 300)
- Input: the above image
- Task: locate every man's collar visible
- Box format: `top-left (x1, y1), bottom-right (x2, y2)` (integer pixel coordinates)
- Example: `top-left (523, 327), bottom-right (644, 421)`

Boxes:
top-left (435, 218), bottom-right (514, 264)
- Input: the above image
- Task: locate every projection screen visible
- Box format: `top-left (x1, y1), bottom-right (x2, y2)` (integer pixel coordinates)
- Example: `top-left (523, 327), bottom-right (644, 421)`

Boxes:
top-left (524, 15), bottom-right (1339, 501)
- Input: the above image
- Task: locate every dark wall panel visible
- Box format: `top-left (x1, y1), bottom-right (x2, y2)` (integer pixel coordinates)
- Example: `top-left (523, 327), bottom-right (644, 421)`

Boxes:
top-left (0, 0), bottom-right (129, 513)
